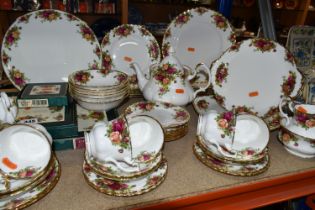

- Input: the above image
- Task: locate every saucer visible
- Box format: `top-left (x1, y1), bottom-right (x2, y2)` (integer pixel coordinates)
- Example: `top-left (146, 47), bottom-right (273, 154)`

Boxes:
top-left (84, 151), bottom-right (163, 181)
top-left (0, 155), bottom-right (60, 209)
top-left (280, 117), bottom-right (315, 140)
top-left (0, 124), bottom-right (52, 180)
top-left (83, 158), bottom-right (167, 196)
top-left (193, 143), bottom-right (269, 176)
top-left (196, 135), bottom-right (268, 163)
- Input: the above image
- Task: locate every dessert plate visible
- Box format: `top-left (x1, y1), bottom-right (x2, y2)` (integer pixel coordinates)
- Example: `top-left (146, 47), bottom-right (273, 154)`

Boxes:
top-left (101, 24), bottom-right (161, 89)
top-left (210, 38), bottom-right (303, 119)
top-left (1, 9), bottom-right (101, 90)
top-left (162, 7), bottom-right (235, 75)
top-left (83, 158), bottom-right (167, 196)
top-left (0, 156), bottom-right (60, 209)
top-left (193, 143), bottom-right (269, 176)
top-left (0, 124), bottom-right (51, 180)
top-left (124, 101), bottom-right (190, 128)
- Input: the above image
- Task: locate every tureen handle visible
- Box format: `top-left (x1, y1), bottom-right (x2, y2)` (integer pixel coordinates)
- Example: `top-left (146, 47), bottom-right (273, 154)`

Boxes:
top-left (279, 97), bottom-right (291, 126)
top-left (192, 63), bottom-right (212, 98)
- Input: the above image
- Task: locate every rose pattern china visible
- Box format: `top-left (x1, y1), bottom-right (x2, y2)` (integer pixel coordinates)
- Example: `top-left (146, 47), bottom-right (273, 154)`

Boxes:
top-left (1, 9), bottom-right (101, 90)
top-left (199, 38), bottom-right (302, 130)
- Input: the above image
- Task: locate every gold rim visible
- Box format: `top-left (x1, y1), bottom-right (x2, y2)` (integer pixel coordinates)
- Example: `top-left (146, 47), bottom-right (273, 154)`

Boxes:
top-left (83, 159), bottom-right (167, 197)
top-left (0, 154), bottom-right (56, 199)
top-left (193, 143), bottom-right (270, 177)
top-left (196, 135), bottom-right (268, 164)
top-left (1, 155), bottom-right (61, 210)
top-left (84, 152), bottom-right (164, 181)
top-left (0, 124), bottom-right (53, 192)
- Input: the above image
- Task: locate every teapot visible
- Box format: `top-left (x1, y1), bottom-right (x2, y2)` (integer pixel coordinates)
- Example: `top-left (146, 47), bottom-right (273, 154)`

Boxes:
top-left (130, 47), bottom-right (211, 106)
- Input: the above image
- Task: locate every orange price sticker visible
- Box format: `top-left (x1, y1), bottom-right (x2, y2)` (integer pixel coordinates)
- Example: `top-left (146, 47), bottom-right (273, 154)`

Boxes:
top-left (2, 157), bottom-right (17, 170)
top-left (297, 106), bottom-right (307, 113)
top-left (176, 89), bottom-right (184, 94)
top-left (187, 47), bottom-right (195, 52)
top-left (249, 91), bottom-right (259, 97)
top-left (124, 56), bottom-right (133, 62)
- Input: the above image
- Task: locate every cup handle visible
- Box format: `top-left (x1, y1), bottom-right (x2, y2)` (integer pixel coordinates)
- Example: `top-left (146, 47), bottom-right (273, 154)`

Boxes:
top-left (192, 63), bottom-right (211, 98)
top-left (279, 97), bottom-right (291, 126)
top-left (207, 137), bottom-right (237, 158)
top-left (104, 157), bottom-right (139, 173)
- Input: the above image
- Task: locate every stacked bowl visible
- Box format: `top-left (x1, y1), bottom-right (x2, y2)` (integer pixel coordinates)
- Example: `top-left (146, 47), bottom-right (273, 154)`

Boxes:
top-left (195, 110), bottom-right (270, 176)
top-left (69, 69), bottom-right (130, 111)
top-left (0, 124), bottom-right (60, 209)
top-left (83, 115), bottom-right (167, 196)
top-left (124, 101), bottom-right (190, 142)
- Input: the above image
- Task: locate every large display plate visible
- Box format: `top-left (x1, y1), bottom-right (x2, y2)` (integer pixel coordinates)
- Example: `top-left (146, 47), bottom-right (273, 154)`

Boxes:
top-left (210, 38), bottom-right (303, 119)
top-left (162, 7), bottom-right (235, 72)
top-left (1, 9), bottom-right (101, 90)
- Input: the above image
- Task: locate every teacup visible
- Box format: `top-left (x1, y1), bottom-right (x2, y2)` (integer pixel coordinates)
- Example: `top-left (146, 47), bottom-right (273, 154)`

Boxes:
top-left (85, 115), bottom-right (164, 173)
top-left (197, 110), bottom-right (269, 158)
top-left (0, 124), bottom-right (52, 181)
top-left (279, 97), bottom-right (315, 129)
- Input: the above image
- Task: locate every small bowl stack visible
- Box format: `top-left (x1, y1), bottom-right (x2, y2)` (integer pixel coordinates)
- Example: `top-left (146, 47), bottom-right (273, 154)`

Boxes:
top-left (82, 115), bottom-right (167, 196)
top-left (69, 69), bottom-right (129, 111)
top-left (0, 124), bottom-right (60, 209)
top-left (124, 101), bottom-right (190, 142)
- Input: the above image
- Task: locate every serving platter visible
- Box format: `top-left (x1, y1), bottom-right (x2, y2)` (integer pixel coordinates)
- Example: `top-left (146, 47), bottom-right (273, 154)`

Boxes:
top-left (162, 7), bottom-right (235, 84)
top-left (1, 9), bottom-right (101, 90)
top-left (101, 24), bottom-right (161, 91)
top-left (83, 158), bottom-right (167, 196)
top-left (210, 38), bottom-right (303, 120)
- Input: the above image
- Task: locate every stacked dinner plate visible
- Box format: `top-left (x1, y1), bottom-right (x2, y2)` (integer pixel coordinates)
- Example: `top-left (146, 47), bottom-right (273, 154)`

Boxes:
top-left (124, 101), bottom-right (190, 142)
top-left (83, 115), bottom-right (167, 196)
top-left (68, 69), bottom-right (129, 111)
top-left (0, 124), bottom-right (60, 209)
top-left (195, 111), bottom-right (270, 176)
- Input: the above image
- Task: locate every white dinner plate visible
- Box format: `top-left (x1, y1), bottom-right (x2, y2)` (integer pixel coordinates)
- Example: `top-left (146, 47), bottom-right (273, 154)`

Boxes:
top-left (1, 9), bottom-right (101, 90)
top-left (162, 7), bottom-right (235, 72)
top-left (210, 38), bottom-right (303, 118)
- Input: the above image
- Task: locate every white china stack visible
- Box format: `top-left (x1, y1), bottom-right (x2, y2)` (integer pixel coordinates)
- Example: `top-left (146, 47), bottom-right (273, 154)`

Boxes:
top-left (124, 101), bottom-right (190, 142)
top-left (82, 115), bottom-right (167, 196)
top-left (278, 97), bottom-right (315, 158)
top-left (0, 124), bottom-right (60, 209)
top-left (195, 110), bottom-right (270, 176)
top-left (68, 69), bottom-right (130, 111)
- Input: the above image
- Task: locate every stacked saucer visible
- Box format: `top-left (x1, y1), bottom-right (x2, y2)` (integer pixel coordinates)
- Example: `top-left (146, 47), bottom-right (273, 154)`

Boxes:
top-left (69, 69), bottom-right (129, 111)
top-left (83, 115), bottom-right (167, 196)
top-left (124, 101), bottom-right (190, 142)
top-left (0, 124), bottom-right (60, 209)
top-left (195, 111), bottom-right (270, 176)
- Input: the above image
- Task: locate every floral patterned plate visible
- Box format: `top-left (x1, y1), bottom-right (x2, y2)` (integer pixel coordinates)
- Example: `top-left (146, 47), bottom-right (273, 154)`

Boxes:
top-left (286, 25), bottom-right (315, 76)
top-left (101, 24), bottom-right (161, 91)
top-left (124, 101), bottom-right (190, 128)
top-left (210, 38), bottom-right (303, 125)
top-left (196, 135), bottom-right (268, 163)
top-left (84, 151), bottom-right (163, 181)
top-left (83, 158), bottom-right (167, 196)
top-left (0, 124), bottom-right (52, 180)
top-left (1, 9), bottom-right (101, 90)
top-left (193, 143), bottom-right (269, 176)
top-left (162, 7), bottom-right (235, 87)
top-left (193, 95), bottom-right (225, 115)
top-left (0, 155), bottom-right (60, 209)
